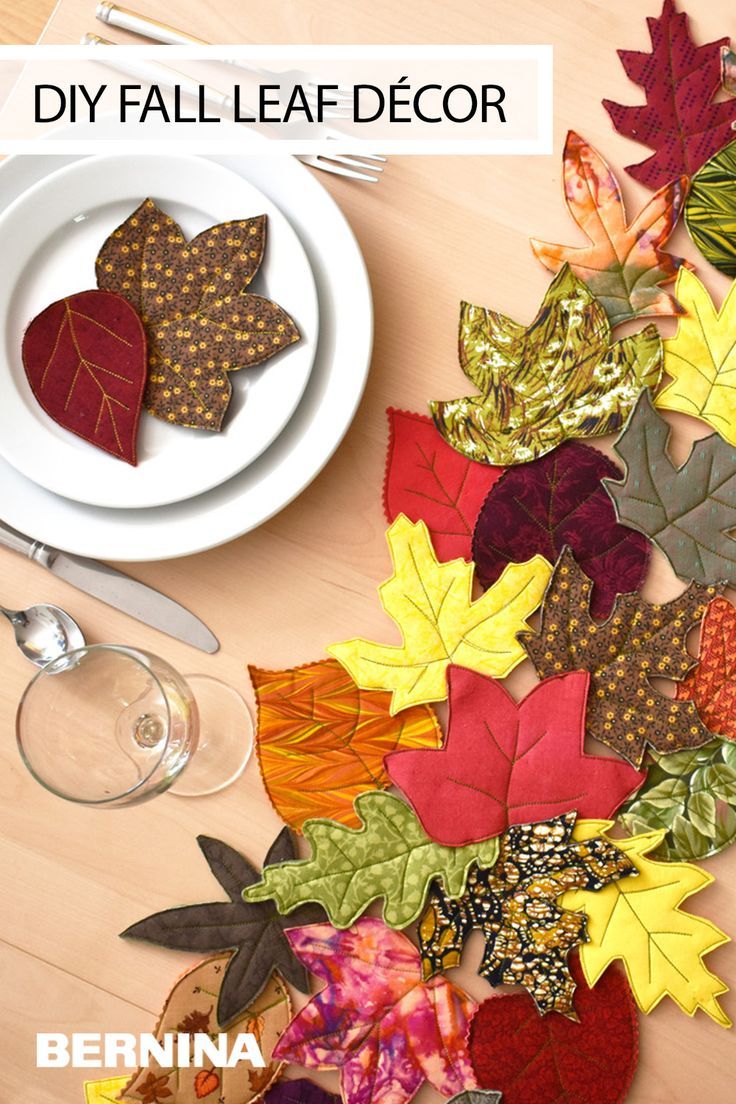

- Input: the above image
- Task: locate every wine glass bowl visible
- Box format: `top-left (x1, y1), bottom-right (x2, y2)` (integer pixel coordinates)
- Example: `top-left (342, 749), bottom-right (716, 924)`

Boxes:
top-left (16, 644), bottom-right (199, 806)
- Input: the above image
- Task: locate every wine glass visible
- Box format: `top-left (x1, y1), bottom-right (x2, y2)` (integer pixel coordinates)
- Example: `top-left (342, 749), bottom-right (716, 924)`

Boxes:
top-left (16, 644), bottom-right (253, 806)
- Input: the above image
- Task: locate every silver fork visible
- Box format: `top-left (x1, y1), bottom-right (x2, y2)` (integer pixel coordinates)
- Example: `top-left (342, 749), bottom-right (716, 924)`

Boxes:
top-left (296, 153), bottom-right (386, 182)
top-left (95, 2), bottom-right (353, 116)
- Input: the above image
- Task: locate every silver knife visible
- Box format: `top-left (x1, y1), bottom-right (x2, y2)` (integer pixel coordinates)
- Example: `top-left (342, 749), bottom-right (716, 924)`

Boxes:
top-left (0, 520), bottom-right (219, 654)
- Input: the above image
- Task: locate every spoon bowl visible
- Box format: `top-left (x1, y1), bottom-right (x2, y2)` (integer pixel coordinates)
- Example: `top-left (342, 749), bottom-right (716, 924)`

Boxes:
top-left (1, 603), bottom-right (86, 666)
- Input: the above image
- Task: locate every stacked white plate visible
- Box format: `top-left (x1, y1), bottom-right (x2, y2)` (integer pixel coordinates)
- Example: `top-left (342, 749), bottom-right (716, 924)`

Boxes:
top-left (0, 153), bottom-right (372, 560)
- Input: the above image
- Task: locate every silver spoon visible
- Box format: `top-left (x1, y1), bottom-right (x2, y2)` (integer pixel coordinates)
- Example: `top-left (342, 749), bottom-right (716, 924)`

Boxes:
top-left (1, 603), bottom-right (86, 666)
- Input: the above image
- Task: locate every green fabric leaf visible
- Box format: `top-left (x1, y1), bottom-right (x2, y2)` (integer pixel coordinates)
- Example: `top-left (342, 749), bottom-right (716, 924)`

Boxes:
top-left (243, 791), bottom-right (499, 929)
top-left (688, 792), bottom-right (717, 837)
top-left (429, 265), bottom-right (662, 466)
top-left (684, 140), bottom-right (736, 277)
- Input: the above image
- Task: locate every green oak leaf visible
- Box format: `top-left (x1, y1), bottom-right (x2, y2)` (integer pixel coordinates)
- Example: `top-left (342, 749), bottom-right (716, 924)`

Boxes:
top-left (604, 388), bottom-right (736, 586)
top-left (243, 791), bottom-right (499, 929)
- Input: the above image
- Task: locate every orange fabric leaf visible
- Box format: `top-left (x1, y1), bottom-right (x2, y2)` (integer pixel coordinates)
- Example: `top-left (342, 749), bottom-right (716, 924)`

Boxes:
top-left (676, 596), bottom-right (736, 741)
top-left (250, 659), bottom-right (442, 831)
top-left (193, 1070), bottom-right (220, 1099)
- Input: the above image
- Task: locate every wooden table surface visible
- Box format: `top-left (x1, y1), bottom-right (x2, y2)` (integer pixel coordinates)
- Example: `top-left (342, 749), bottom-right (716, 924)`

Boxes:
top-left (0, 1), bottom-right (734, 1101)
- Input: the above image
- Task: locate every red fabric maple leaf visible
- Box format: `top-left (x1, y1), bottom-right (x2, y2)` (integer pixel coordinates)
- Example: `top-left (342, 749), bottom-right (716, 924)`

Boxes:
top-left (274, 919), bottom-right (477, 1104)
top-left (383, 407), bottom-right (501, 561)
top-left (602, 0), bottom-right (736, 189)
top-left (386, 667), bottom-right (645, 846)
top-left (469, 956), bottom-right (639, 1104)
top-left (676, 596), bottom-right (736, 741)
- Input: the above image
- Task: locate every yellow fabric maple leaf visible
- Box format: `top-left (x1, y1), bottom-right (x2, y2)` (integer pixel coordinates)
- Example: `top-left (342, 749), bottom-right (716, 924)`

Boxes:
top-left (561, 819), bottom-right (731, 1027)
top-left (328, 515), bottom-right (551, 713)
top-left (656, 268), bottom-right (736, 444)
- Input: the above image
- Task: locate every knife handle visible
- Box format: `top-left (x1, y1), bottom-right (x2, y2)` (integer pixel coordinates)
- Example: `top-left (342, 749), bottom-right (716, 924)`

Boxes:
top-left (0, 521), bottom-right (55, 568)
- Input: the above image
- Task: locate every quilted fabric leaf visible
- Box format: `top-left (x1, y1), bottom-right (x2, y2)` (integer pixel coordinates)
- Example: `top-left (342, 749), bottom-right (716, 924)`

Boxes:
top-left (602, 0), bottom-right (736, 190)
top-left (429, 265), bottom-right (662, 466)
top-left (327, 515), bottom-right (551, 713)
top-left (562, 820), bottom-right (731, 1026)
top-left (655, 269), bottom-right (736, 444)
top-left (383, 407), bottom-right (502, 561)
top-left (676, 596), bottom-right (736, 740)
top-left (468, 957), bottom-right (639, 1104)
top-left (264, 1081), bottom-right (341, 1104)
top-left (22, 289), bottom-right (147, 464)
top-left (619, 737), bottom-right (736, 861)
top-left (120, 830), bottom-right (322, 1026)
top-left (121, 959), bottom-right (291, 1103)
top-left (242, 791), bottom-right (499, 929)
top-left (97, 199), bottom-right (299, 430)
top-left (531, 129), bottom-right (688, 326)
top-left (273, 920), bottom-right (478, 1104)
top-left (387, 667), bottom-right (645, 846)
top-left (604, 387), bottom-right (736, 585)
top-left (447, 1093), bottom-right (501, 1104)
top-left (250, 659), bottom-right (441, 831)
top-left (472, 441), bottom-right (650, 620)
top-left (521, 548), bottom-right (715, 767)
top-left (684, 139), bottom-right (736, 276)
top-left (417, 814), bottom-right (634, 1016)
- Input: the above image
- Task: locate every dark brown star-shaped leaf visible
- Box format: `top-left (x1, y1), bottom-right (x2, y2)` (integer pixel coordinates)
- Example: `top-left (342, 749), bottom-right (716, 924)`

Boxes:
top-left (417, 813), bottom-right (634, 1017)
top-left (121, 828), bottom-right (322, 1026)
top-left (519, 547), bottom-right (717, 767)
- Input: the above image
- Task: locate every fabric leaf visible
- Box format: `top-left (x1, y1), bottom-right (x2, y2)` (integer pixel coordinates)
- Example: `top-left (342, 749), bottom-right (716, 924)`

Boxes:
top-left (619, 737), bottom-right (736, 861)
top-left (562, 820), bottom-right (731, 1026)
top-left (472, 440), bottom-right (650, 619)
top-left (327, 515), bottom-right (551, 713)
top-left (468, 957), bottom-right (639, 1104)
top-left (22, 289), bottom-right (147, 465)
top-left (250, 659), bottom-right (441, 831)
top-left (264, 1081), bottom-right (341, 1104)
top-left (531, 129), bottom-right (688, 326)
top-left (243, 791), bottom-right (499, 929)
top-left (521, 547), bottom-right (715, 767)
top-left (676, 596), bottom-right (736, 741)
top-left (604, 387), bottom-right (736, 586)
top-left (387, 667), bottom-right (645, 845)
top-left (429, 265), bottom-right (662, 466)
top-left (447, 1093), bottom-right (501, 1104)
top-left (655, 268), bottom-right (736, 444)
top-left (121, 830), bottom-right (322, 1026)
top-left (273, 920), bottom-right (478, 1104)
top-left (121, 959), bottom-right (291, 1103)
top-left (417, 814), bottom-right (634, 1016)
top-left (684, 139), bottom-right (736, 276)
top-left (97, 199), bottom-right (299, 431)
top-left (602, 0), bottom-right (736, 190)
top-left (383, 407), bottom-right (502, 561)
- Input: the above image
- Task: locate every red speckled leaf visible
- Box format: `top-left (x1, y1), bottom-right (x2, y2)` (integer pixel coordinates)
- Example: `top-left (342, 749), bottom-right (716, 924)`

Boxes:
top-left (676, 596), bottom-right (736, 741)
top-left (383, 408), bottom-right (502, 561)
top-left (472, 441), bottom-right (650, 620)
top-left (602, 0), bottom-right (736, 190)
top-left (387, 666), bottom-right (645, 846)
top-left (468, 956), bottom-right (639, 1104)
top-left (22, 289), bottom-right (147, 465)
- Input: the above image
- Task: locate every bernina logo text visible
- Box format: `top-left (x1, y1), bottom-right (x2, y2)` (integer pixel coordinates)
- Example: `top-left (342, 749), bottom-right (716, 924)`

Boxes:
top-left (36, 1032), bottom-right (265, 1068)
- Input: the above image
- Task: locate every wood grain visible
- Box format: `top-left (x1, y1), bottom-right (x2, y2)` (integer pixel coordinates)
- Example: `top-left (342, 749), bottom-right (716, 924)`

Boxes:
top-left (0, 1), bottom-right (733, 1101)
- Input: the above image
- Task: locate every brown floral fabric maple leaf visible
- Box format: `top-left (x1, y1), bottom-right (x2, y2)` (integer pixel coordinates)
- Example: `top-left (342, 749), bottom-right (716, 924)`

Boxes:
top-left (676, 596), bottom-right (736, 742)
top-left (417, 813), bottom-right (634, 1017)
top-left (96, 198), bottom-right (300, 431)
top-left (520, 548), bottom-right (717, 767)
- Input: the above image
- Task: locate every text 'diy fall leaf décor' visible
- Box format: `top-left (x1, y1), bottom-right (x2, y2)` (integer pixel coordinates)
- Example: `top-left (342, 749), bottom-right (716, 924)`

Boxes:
top-left (96, 199), bottom-right (299, 431)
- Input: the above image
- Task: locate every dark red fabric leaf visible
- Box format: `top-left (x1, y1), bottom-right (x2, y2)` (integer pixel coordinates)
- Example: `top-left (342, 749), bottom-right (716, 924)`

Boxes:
top-left (472, 441), bottom-right (650, 620)
top-left (386, 666), bottom-right (645, 846)
top-left (602, 0), bottom-right (736, 190)
top-left (22, 289), bottom-right (147, 465)
top-left (383, 407), bottom-right (502, 561)
top-left (469, 957), bottom-right (639, 1104)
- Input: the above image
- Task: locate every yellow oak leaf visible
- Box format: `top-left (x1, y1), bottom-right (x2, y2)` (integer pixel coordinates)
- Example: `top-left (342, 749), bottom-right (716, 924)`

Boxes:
top-left (561, 819), bottom-right (731, 1028)
top-left (327, 515), bottom-right (551, 714)
top-left (656, 268), bottom-right (736, 444)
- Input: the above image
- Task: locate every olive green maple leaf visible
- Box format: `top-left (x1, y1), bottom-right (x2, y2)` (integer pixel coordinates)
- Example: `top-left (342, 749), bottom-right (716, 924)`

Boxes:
top-left (243, 791), bottom-right (499, 929)
top-left (429, 264), bottom-right (662, 465)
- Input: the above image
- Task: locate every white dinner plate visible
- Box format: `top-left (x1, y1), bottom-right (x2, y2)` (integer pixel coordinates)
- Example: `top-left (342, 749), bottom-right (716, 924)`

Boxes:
top-left (0, 155), bottom-right (318, 509)
top-left (0, 153), bottom-right (372, 561)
